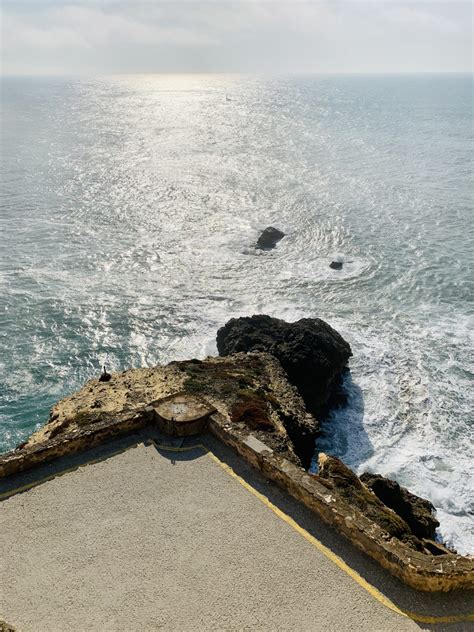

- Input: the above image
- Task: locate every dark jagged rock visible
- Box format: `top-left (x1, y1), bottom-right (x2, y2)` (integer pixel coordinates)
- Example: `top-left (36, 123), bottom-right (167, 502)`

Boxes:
top-left (330, 261), bottom-right (343, 270)
top-left (256, 226), bottom-right (285, 250)
top-left (318, 454), bottom-right (422, 549)
top-left (360, 473), bottom-right (440, 541)
top-left (279, 410), bottom-right (320, 471)
top-left (216, 315), bottom-right (352, 419)
top-left (422, 539), bottom-right (455, 556)
top-left (326, 371), bottom-right (349, 409)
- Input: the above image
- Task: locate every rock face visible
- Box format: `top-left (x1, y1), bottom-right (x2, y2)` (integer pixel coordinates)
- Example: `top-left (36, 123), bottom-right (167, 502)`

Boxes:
top-left (360, 473), bottom-right (440, 541)
top-left (216, 316), bottom-right (351, 469)
top-left (216, 315), bottom-right (352, 419)
top-left (181, 352), bottom-right (318, 468)
top-left (317, 454), bottom-right (419, 547)
top-left (256, 226), bottom-right (285, 250)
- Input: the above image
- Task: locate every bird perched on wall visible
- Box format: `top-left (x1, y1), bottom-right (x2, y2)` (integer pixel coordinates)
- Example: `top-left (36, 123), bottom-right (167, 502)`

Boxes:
top-left (99, 365), bottom-right (112, 382)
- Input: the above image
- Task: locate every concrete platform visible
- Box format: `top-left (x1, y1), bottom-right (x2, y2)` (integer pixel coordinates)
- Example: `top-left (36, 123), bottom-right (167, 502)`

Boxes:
top-left (0, 434), bottom-right (472, 631)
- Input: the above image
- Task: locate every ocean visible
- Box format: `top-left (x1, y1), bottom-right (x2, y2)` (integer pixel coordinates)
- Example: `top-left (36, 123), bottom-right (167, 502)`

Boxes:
top-left (0, 74), bottom-right (472, 553)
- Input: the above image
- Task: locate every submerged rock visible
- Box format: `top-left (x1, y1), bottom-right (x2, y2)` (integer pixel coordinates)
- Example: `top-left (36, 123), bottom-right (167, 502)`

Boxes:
top-left (216, 315), bottom-right (352, 420)
top-left (329, 261), bottom-right (343, 270)
top-left (360, 473), bottom-right (440, 540)
top-left (256, 226), bottom-right (285, 250)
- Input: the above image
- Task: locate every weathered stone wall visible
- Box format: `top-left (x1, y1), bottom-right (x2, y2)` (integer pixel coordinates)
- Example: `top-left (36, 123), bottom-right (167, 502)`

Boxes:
top-left (208, 413), bottom-right (474, 592)
top-left (0, 410), bottom-right (152, 478)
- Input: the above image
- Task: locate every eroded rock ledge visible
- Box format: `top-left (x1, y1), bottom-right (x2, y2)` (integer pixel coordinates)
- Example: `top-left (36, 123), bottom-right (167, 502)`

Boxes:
top-left (25, 352), bottom-right (316, 469)
top-left (217, 315), bottom-right (352, 467)
top-left (318, 455), bottom-right (453, 557)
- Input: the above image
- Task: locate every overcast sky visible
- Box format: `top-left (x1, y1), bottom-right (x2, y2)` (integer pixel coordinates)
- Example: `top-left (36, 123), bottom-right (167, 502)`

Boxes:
top-left (1, 1), bottom-right (472, 75)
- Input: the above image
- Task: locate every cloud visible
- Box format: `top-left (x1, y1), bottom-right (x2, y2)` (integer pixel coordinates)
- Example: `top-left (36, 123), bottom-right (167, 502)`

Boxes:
top-left (381, 4), bottom-right (461, 34)
top-left (52, 5), bottom-right (218, 47)
top-left (2, 4), bottom-right (218, 52)
top-left (1, 1), bottom-right (472, 75)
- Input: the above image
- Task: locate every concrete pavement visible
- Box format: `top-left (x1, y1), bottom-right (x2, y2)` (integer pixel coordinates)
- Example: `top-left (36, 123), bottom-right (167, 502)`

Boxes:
top-left (1, 434), bottom-right (472, 631)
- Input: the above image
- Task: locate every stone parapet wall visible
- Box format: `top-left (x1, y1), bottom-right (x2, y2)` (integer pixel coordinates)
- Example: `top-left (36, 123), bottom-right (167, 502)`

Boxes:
top-left (0, 409), bottom-right (152, 478)
top-left (208, 413), bottom-right (474, 592)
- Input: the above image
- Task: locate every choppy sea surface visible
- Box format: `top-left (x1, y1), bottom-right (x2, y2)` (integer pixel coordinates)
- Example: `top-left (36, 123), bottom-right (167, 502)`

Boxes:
top-left (1, 74), bottom-right (472, 553)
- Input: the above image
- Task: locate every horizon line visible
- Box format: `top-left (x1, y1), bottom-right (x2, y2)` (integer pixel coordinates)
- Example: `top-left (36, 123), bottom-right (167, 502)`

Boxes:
top-left (1, 70), bottom-right (473, 79)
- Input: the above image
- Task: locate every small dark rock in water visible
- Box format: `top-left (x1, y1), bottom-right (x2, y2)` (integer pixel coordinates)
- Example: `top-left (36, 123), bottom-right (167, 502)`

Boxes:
top-left (99, 365), bottom-right (111, 382)
top-left (256, 226), bottom-right (285, 250)
top-left (360, 472), bottom-right (440, 540)
top-left (329, 261), bottom-right (343, 270)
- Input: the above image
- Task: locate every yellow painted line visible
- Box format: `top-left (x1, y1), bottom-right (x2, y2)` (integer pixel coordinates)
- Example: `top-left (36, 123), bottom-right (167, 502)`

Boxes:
top-left (202, 445), bottom-right (473, 626)
top-left (2, 439), bottom-right (472, 625)
top-left (148, 440), bottom-right (474, 626)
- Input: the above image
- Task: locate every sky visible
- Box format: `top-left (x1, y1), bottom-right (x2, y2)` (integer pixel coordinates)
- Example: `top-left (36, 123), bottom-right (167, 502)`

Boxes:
top-left (1, 1), bottom-right (472, 75)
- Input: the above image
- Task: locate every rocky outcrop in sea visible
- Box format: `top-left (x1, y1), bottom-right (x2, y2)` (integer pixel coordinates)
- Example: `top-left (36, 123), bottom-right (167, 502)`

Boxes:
top-left (256, 226), bottom-right (285, 250)
top-left (217, 314), bottom-right (352, 416)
